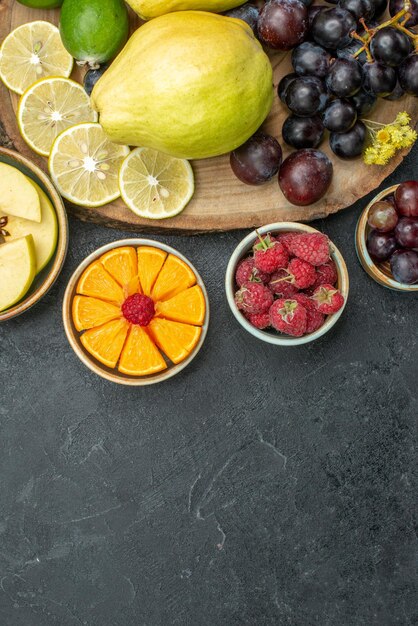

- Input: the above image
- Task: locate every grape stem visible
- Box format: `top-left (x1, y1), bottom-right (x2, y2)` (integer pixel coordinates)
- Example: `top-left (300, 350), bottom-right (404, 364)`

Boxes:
top-left (350, 1), bottom-right (418, 59)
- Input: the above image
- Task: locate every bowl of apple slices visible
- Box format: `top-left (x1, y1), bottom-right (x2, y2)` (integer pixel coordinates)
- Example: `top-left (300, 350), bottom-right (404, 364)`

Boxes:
top-left (0, 147), bottom-right (68, 322)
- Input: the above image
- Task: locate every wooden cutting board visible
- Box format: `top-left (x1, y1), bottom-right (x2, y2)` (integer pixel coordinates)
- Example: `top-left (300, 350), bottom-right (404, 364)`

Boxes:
top-left (1, 0), bottom-right (417, 233)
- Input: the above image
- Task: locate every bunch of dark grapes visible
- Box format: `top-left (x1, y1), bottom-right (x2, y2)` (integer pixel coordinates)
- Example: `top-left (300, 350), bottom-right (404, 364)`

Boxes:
top-left (277, 0), bottom-right (418, 158)
top-left (226, 0), bottom-right (418, 205)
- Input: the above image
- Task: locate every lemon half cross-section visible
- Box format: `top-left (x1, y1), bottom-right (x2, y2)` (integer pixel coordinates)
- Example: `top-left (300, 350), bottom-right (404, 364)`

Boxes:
top-left (18, 77), bottom-right (98, 157)
top-left (0, 21), bottom-right (73, 95)
top-left (49, 123), bottom-right (130, 207)
top-left (119, 147), bottom-right (194, 219)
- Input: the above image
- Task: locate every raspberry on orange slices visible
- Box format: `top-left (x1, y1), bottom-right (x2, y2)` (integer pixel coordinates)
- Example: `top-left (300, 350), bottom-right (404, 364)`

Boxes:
top-left (71, 245), bottom-right (206, 377)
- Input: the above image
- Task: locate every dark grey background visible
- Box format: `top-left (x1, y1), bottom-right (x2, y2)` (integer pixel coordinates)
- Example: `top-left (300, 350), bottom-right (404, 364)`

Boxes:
top-left (1, 146), bottom-right (417, 626)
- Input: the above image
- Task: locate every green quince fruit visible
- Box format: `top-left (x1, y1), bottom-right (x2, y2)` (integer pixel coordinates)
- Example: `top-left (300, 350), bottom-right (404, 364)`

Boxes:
top-left (91, 11), bottom-right (273, 160)
top-left (126, 0), bottom-right (246, 20)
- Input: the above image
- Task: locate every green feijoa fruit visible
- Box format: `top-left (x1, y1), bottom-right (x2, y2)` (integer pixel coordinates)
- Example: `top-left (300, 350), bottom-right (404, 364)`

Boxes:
top-left (60, 0), bottom-right (129, 66)
top-left (16, 0), bottom-right (63, 7)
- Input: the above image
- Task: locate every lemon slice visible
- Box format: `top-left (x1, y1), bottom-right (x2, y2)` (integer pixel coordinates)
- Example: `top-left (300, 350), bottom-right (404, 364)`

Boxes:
top-left (0, 21), bottom-right (73, 95)
top-left (119, 148), bottom-right (194, 220)
top-left (48, 123), bottom-right (130, 207)
top-left (18, 77), bottom-right (98, 157)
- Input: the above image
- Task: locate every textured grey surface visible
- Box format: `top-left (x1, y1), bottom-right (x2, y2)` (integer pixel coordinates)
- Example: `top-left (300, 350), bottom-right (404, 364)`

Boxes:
top-left (1, 145), bottom-right (417, 626)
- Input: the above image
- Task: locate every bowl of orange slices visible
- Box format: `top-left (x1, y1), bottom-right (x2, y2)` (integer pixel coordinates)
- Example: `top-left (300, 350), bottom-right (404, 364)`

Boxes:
top-left (63, 239), bottom-right (209, 385)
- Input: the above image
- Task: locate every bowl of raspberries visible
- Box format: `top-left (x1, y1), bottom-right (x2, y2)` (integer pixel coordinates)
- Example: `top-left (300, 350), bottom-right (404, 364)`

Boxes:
top-left (225, 223), bottom-right (349, 345)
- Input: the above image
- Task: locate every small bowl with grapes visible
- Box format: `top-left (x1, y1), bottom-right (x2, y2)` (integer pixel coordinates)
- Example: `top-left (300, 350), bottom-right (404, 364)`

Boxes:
top-left (356, 181), bottom-right (418, 291)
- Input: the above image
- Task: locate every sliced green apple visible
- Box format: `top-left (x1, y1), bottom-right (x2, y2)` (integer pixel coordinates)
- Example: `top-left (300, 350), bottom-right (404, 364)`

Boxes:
top-left (4, 180), bottom-right (58, 273)
top-left (0, 235), bottom-right (36, 312)
top-left (0, 163), bottom-right (41, 222)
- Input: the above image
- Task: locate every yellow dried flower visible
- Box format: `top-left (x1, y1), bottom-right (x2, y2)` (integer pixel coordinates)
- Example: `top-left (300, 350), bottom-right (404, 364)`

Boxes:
top-left (362, 111), bottom-right (417, 166)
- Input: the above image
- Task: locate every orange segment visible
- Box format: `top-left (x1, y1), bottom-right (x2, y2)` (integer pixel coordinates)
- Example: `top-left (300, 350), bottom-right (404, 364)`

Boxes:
top-left (118, 325), bottom-right (167, 376)
top-left (100, 247), bottom-right (140, 296)
top-left (151, 254), bottom-right (196, 302)
top-left (80, 318), bottom-right (129, 368)
top-left (72, 295), bottom-right (121, 331)
top-left (137, 246), bottom-right (167, 296)
top-left (155, 285), bottom-right (206, 326)
top-left (77, 260), bottom-right (124, 304)
top-left (147, 318), bottom-right (201, 365)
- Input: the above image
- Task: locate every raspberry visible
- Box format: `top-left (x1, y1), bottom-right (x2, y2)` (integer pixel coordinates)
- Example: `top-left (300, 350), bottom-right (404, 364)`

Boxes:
top-left (269, 299), bottom-right (307, 337)
top-left (288, 232), bottom-right (330, 266)
top-left (293, 293), bottom-right (325, 333)
top-left (275, 232), bottom-right (299, 254)
top-left (235, 257), bottom-right (270, 287)
top-left (122, 293), bottom-right (155, 326)
top-left (287, 258), bottom-right (317, 289)
top-left (313, 260), bottom-right (338, 288)
top-left (253, 233), bottom-right (289, 273)
top-left (312, 284), bottom-right (345, 314)
top-left (246, 311), bottom-right (270, 330)
top-left (268, 269), bottom-right (299, 297)
top-left (235, 281), bottom-right (273, 315)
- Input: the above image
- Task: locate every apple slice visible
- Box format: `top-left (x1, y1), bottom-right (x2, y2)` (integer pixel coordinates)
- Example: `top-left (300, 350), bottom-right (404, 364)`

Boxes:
top-left (0, 235), bottom-right (36, 312)
top-left (0, 163), bottom-right (41, 222)
top-left (4, 180), bottom-right (58, 273)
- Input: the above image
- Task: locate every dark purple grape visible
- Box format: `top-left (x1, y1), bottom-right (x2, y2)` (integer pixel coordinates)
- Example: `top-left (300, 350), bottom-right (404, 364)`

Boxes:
top-left (394, 181), bottom-right (418, 217)
top-left (383, 81), bottom-right (405, 100)
top-left (394, 217), bottom-right (418, 248)
top-left (285, 76), bottom-right (328, 116)
top-left (370, 27), bottom-right (411, 67)
top-left (362, 61), bottom-right (397, 96)
top-left (230, 133), bottom-right (282, 185)
top-left (282, 114), bottom-right (325, 148)
top-left (326, 57), bottom-right (362, 97)
top-left (398, 55), bottom-right (418, 96)
top-left (308, 4), bottom-right (327, 28)
top-left (83, 64), bottom-right (109, 96)
top-left (323, 99), bottom-right (357, 132)
top-left (367, 230), bottom-right (398, 261)
top-left (311, 8), bottom-right (357, 50)
top-left (337, 39), bottom-right (368, 65)
top-left (389, 0), bottom-right (418, 27)
top-left (279, 149), bottom-right (333, 205)
top-left (372, 0), bottom-right (388, 18)
top-left (390, 250), bottom-right (418, 284)
top-left (224, 3), bottom-right (259, 33)
top-left (258, 0), bottom-right (308, 50)
top-left (338, 0), bottom-right (374, 19)
top-left (329, 120), bottom-right (366, 158)
top-left (350, 88), bottom-right (377, 115)
top-left (367, 201), bottom-right (399, 232)
top-left (278, 73), bottom-right (298, 102)
top-left (291, 42), bottom-right (332, 77)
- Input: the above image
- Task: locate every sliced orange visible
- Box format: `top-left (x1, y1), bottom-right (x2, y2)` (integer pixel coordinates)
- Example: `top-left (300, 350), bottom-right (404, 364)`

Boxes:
top-left (80, 318), bottom-right (129, 369)
top-left (137, 246), bottom-right (167, 296)
top-left (119, 325), bottom-right (167, 376)
top-left (147, 318), bottom-right (201, 365)
top-left (100, 247), bottom-right (140, 296)
top-left (151, 254), bottom-right (196, 302)
top-left (77, 260), bottom-right (124, 305)
top-left (72, 295), bottom-right (121, 331)
top-left (155, 285), bottom-right (205, 326)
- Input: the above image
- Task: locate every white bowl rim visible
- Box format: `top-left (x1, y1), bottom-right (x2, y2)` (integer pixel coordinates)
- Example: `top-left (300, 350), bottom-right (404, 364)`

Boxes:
top-left (63, 238), bottom-right (210, 385)
top-left (225, 222), bottom-right (349, 346)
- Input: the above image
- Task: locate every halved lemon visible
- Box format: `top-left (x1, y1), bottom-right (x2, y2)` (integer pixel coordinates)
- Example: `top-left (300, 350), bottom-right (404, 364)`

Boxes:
top-left (0, 21), bottom-right (73, 95)
top-left (49, 123), bottom-right (130, 207)
top-left (119, 147), bottom-right (194, 220)
top-left (18, 77), bottom-right (98, 157)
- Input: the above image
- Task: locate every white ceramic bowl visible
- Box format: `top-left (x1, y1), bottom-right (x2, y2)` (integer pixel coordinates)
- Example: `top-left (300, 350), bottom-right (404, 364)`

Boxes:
top-left (63, 239), bottom-right (210, 385)
top-left (225, 222), bottom-right (349, 346)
